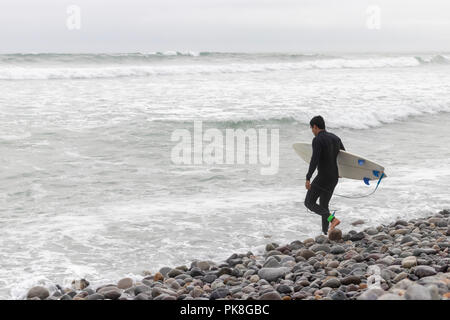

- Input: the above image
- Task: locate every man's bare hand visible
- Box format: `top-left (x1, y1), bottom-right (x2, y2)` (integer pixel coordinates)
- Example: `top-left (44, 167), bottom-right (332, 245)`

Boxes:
top-left (305, 180), bottom-right (311, 190)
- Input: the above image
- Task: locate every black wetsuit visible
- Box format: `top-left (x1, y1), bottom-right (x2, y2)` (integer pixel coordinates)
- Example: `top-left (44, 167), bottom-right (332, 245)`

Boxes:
top-left (304, 130), bottom-right (345, 234)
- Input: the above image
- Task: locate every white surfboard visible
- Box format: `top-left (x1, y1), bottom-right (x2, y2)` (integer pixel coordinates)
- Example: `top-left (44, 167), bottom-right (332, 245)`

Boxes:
top-left (293, 142), bottom-right (387, 183)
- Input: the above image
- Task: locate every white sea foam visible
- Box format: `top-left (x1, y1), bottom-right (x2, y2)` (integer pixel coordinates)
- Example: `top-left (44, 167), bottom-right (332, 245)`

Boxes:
top-left (0, 54), bottom-right (448, 80)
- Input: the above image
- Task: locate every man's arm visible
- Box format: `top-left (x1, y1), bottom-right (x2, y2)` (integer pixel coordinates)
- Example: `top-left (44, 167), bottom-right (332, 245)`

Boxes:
top-left (306, 138), bottom-right (321, 181)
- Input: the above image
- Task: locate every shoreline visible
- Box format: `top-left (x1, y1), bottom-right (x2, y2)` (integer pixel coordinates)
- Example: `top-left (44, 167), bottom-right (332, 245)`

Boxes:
top-left (24, 209), bottom-right (449, 300)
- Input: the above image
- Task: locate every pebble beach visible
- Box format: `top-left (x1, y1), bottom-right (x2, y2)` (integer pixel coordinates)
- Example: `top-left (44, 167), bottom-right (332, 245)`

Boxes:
top-left (24, 209), bottom-right (450, 300)
top-left (3, 52), bottom-right (450, 299)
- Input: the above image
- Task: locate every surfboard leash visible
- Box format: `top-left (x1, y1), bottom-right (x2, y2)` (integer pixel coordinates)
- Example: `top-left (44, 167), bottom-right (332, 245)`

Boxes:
top-left (302, 172), bottom-right (385, 199)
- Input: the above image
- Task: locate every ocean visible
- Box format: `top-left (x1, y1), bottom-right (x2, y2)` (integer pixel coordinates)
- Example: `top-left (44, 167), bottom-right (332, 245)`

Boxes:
top-left (0, 52), bottom-right (449, 299)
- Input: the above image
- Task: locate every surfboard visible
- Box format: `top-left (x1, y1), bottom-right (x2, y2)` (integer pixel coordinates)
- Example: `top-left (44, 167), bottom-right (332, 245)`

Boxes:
top-left (293, 142), bottom-right (387, 184)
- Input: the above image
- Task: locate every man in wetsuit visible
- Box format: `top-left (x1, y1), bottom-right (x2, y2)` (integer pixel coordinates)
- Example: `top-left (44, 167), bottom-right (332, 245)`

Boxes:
top-left (304, 116), bottom-right (345, 235)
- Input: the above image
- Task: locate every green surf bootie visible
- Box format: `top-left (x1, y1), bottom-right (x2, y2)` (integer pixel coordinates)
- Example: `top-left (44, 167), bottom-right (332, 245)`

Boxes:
top-left (327, 211), bottom-right (336, 223)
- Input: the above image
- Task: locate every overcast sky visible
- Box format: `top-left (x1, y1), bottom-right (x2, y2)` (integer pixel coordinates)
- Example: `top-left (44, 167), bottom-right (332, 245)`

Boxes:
top-left (1, 0), bottom-right (449, 53)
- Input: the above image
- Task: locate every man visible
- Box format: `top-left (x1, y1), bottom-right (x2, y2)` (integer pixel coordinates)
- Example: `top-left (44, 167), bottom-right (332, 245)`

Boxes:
top-left (304, 116), bottom-right (345, 235)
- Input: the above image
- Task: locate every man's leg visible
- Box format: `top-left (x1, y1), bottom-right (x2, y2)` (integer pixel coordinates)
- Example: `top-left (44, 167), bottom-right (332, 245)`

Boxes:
top-left (318, 190), bottom-right (332, 234)
top-left (304, 177), bottom-right (331, 234)
top-left (318, 179), bottom-right (338, 233)
top-left (304, 184), bottom-right (321, 215)
top-left (319, 179), bottom-right (340, 230)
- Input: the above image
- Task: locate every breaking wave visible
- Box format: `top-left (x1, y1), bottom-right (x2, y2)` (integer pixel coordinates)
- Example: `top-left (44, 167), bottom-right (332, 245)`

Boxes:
top-left (0, 53), bottom-right (448, 80)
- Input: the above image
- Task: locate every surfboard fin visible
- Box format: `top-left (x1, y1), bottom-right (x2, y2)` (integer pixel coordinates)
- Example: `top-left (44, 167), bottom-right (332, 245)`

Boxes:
top-left (363, 177), bottom-right (370, 185)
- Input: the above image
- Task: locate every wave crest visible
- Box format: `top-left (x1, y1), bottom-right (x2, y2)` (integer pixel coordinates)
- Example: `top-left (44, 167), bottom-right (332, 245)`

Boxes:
top-left (0, 54), bottom-right (448, 80)
top-left (415, 54), bottom-right (450, 65)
